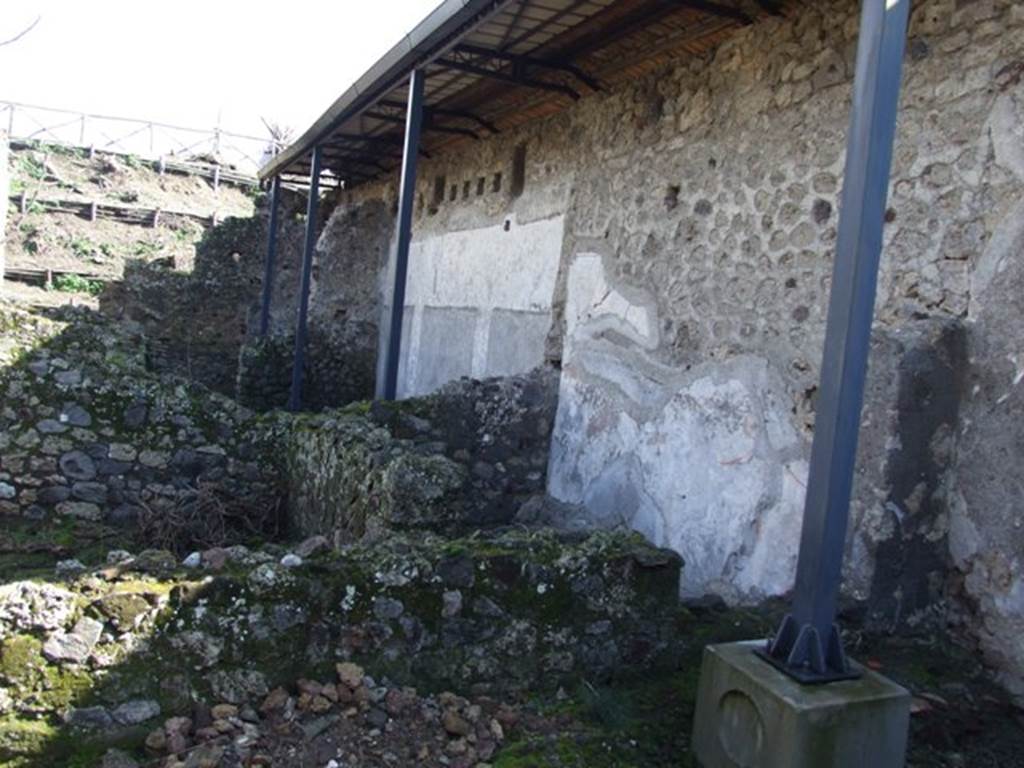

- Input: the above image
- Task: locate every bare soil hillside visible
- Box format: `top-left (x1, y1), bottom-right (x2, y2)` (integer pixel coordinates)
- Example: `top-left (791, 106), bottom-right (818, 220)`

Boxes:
top-left (4, 143), bottom-right (256, 282)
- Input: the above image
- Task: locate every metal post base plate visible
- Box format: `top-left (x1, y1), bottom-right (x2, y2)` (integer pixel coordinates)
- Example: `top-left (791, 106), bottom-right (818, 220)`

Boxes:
top-left (754, 646), bottom-right (861, 685)
top-left (756, 613), bottom-right (862, 684)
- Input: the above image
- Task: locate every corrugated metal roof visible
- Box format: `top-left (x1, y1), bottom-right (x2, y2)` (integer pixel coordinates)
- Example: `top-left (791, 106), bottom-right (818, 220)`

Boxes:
top-left (261, 0), bottom-right (794, 185)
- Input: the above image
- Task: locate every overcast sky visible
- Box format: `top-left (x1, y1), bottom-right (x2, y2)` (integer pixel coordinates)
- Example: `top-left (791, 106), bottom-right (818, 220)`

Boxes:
top-left (1, 0), bottom-right (442, 139)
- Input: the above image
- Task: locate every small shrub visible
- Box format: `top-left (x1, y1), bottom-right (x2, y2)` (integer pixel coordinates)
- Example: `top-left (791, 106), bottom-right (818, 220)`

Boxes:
top-left (131, 240), bottom-right (161, 257)
top-left (68, 237), bottom-right (95, 259)
top-left (50, 274), bottom-right (104, 296)
top-left (48, 143), bottom-right (84, 159)
top-left (18, 153), bottom-right (47, 181)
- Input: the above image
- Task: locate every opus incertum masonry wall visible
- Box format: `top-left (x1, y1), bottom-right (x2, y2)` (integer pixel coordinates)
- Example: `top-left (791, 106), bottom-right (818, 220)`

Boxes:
top-left (255, 0), bottom-right (1024, 703)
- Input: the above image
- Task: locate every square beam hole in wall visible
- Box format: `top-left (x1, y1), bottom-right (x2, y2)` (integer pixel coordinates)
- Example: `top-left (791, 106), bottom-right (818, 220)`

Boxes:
top-left (511, 143), bottom-right (527, 198)
top-left (463, 180), bottom-right (471, 200)
top-left (450, 184), bottom-right (458, 202)
top-left (492, 172), bottom-right (502, 193)
top-left (476, 177), bottom-right (486, 196)
top-left (433, 176), bottom-right (446, 207)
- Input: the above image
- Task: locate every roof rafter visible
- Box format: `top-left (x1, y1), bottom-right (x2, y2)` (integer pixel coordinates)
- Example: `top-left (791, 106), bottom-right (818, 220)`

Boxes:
top-left (668, 0), bottom-right (752, 24)
top-left (454, 42), bottom-right (602, 91)
top-left (365, 110), bottom-right (481, 140)
top-left (379, 100), bottom-right (501, 135)
top-left (435, 52), bottom-right (581, 101)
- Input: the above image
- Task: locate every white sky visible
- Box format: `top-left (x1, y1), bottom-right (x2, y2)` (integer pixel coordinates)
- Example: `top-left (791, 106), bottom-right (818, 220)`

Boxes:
top-left (0, 0), bottom-right (442, 139)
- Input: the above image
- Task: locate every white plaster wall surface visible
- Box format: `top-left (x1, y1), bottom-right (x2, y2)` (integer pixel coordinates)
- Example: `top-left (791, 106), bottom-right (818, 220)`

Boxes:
top-left (397, 213), bottom-right (564, 397)
top-left (549, 253), bottom-right (808, 601)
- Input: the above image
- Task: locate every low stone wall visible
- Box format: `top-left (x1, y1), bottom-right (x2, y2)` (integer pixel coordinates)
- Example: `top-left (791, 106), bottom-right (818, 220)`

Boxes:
top-left (236, 336), bottom-right (294, 412)
top-left (0, 529), bottom-right (685, 764)
top-left (280, 368), bottom-right (559, 544)
top-left (236, 328), bottom-right (377, 413)
top-left (0, 303), bottom-right (277, 541)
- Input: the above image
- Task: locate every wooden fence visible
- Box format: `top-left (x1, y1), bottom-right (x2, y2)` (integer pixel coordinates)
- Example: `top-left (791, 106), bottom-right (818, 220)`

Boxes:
top-left (9, 193), bottom-right (222, 228)
top-left (1, 100), bottom-right (281, 177)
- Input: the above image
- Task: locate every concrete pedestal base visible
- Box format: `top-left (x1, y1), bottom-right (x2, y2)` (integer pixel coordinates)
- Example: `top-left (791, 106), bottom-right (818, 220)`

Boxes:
top-left (692, 641), bottom-right (910, 768)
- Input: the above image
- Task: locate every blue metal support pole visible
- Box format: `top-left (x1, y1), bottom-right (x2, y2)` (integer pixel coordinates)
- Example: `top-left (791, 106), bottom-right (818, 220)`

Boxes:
top-left (287, 147), bottom-right (323, 412)
top-left (258, 175), bottom-right (282, 337)
top-left (382, 69), bottom-right (426, 401)
top-left (760, 0), bottom-right (912, 683)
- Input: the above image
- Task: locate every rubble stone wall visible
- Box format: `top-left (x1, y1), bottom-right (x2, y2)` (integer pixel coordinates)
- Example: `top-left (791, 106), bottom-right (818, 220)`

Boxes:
top-left (107, 186), bottom-right (380, 413)
top-left (0, 304), bottom-right (276, 535)
top-left (235, 192), bottom-right (390, 412)
top-left (307, 0), bottom-right (1024, 697)
top-left (281, 368), bottom-right (559, 545)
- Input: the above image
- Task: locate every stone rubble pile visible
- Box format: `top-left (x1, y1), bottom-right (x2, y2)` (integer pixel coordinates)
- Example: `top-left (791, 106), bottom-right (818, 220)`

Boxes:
top-left (116, 660), bottom-right (517, 768)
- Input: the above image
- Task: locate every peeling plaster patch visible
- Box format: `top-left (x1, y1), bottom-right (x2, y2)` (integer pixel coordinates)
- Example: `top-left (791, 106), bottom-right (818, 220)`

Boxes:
top-left (989, 89), bottom-right (1024, 182)
top-left (549, 253), bottom-right (808, 602)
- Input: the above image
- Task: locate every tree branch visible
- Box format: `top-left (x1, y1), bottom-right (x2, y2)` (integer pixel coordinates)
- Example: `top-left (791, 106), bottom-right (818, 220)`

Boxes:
top-left (0, 16), bottom-right (41, 48)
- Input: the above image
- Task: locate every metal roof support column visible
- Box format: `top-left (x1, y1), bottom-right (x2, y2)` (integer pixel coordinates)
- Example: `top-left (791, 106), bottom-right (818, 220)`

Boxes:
top-left (258, 175), bottom-right (282, 337)
top-left (381, 69), bottom-right (425, 401)
top-left (287, 147), bottom-right (323, 412)
top-left (758, 0), bottom-right (912, 683)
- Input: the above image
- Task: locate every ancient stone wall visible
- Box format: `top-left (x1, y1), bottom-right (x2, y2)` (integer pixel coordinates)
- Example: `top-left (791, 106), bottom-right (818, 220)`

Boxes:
top-left (0, 303), bottom-right (277, 539)
top-left (280, 368), bottom-right (559, 545)
top-left (102, 203), bottom-right (291, 399)
top-left (308, 0), bottom-right (1024, 698)
top-left (104, 184), bottom-right (380, 413)
top-left (235, 193), bottom-right (389, 411)
top-left (335, 105), bottom-right (575, 399)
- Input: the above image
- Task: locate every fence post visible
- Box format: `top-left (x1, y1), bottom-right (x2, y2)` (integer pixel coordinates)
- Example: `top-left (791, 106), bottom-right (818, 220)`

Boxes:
top-left (6, 105), bottom-right (13, 138)
top-left (19, 191), bottom-right (27, 214)
top-left (213, 165), bottom-right (221, 192)
top-left (79, 114), bottom-right (87, 146)
top-left (148, 123), bottom-right (154, 154)
top-left (89, 201), bottom-right (98, 222)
